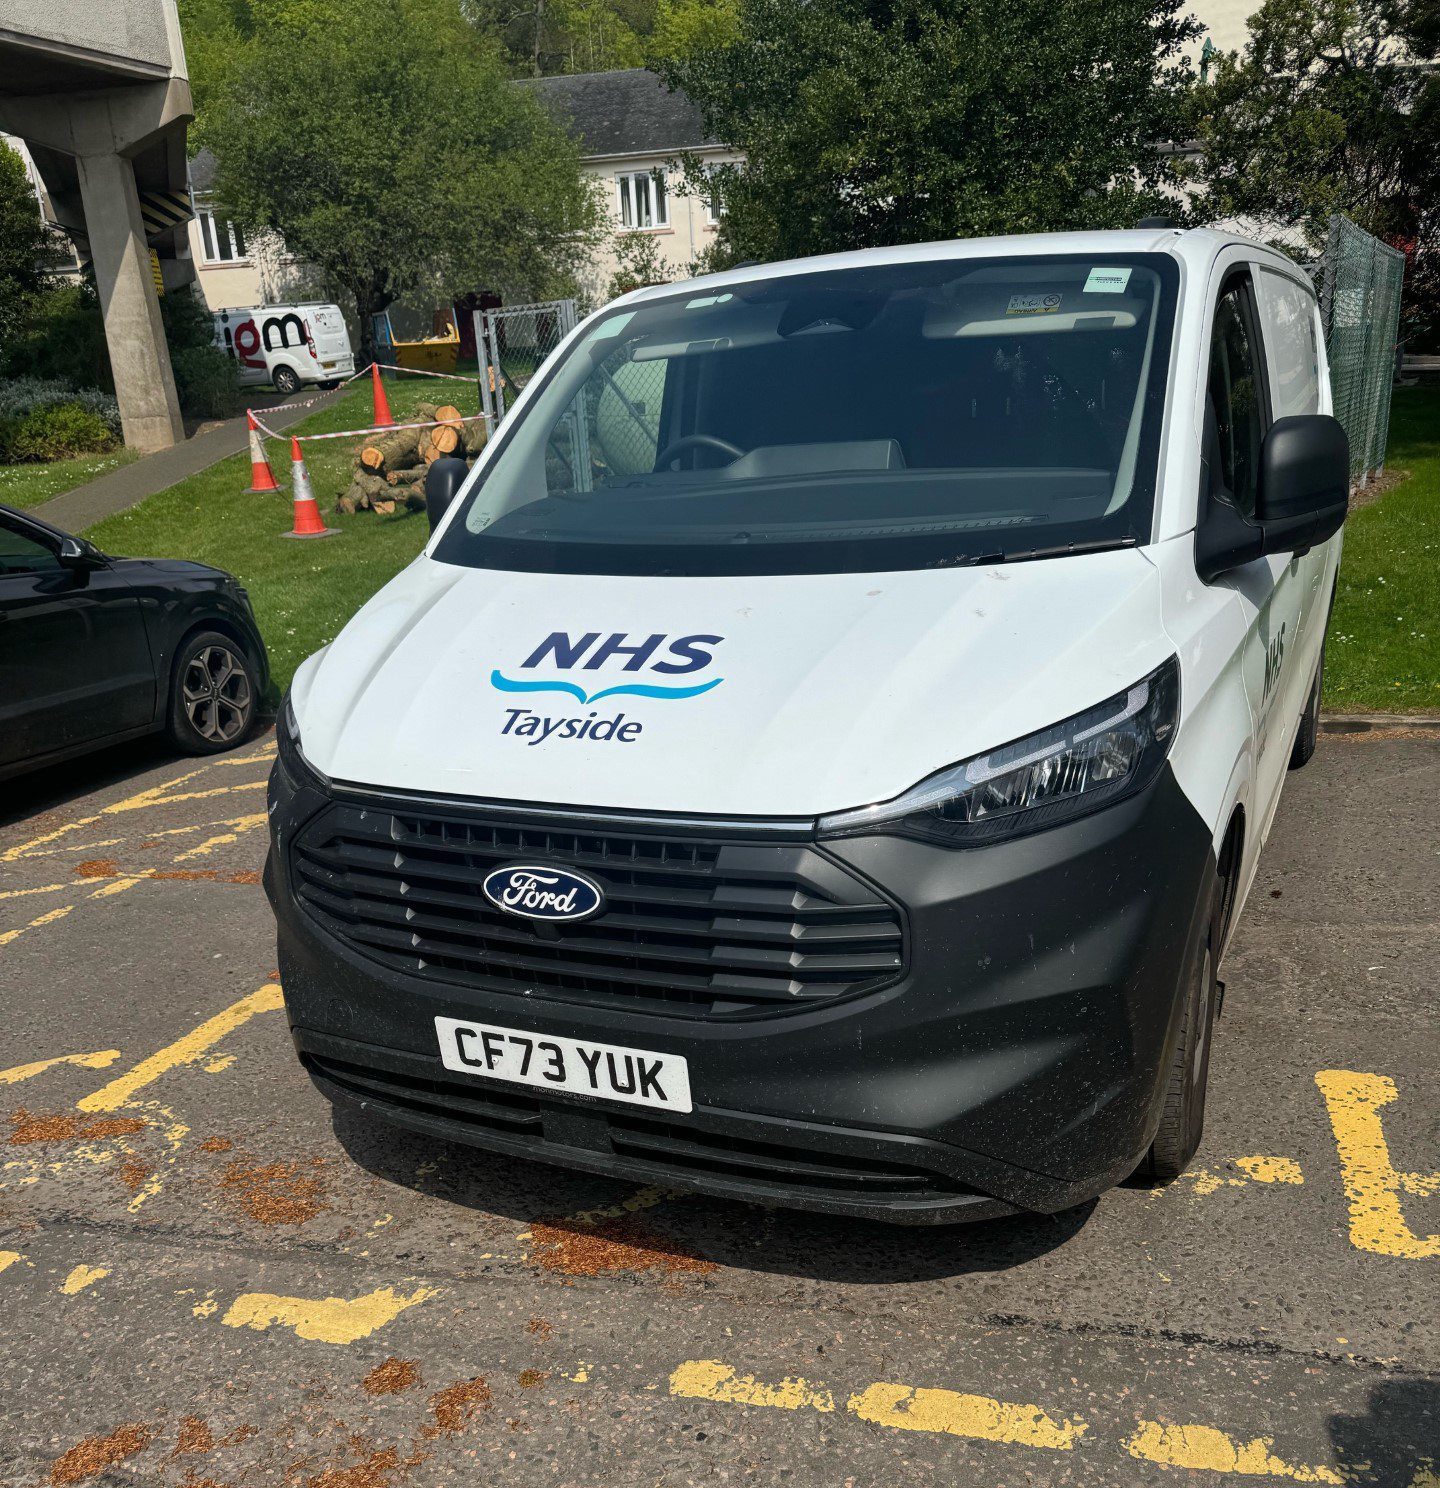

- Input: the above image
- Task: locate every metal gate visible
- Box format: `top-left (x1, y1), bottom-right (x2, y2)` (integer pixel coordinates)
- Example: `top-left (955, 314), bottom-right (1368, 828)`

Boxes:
top-left (1315, 216), bottom-right (1406, 486)
top-left (474, 299), bottom-right (579, 426)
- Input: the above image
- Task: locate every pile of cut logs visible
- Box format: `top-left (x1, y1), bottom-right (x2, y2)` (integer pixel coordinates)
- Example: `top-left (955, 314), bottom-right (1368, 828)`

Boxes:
top-left (336, 402), bottom-right (487, 515)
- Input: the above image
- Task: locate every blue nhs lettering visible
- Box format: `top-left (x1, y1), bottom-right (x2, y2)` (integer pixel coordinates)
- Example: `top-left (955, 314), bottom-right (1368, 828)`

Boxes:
top-left (520, 632), bottom-right (723, 675)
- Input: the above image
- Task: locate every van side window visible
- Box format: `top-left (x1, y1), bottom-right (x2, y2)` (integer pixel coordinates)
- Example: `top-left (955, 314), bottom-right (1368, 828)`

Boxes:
top-left (1206, 283), bottom-right (1266, 519)
top-left (1256, 269), bottom-right (1321, 418)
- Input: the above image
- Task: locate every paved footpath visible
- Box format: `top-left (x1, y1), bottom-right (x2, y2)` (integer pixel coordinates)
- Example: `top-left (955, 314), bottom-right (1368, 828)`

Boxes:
top-left (0, 730), bottom-right (1435, 1487)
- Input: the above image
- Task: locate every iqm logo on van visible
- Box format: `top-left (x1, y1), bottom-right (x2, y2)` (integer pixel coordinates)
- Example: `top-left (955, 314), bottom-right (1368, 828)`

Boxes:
top-left (490, 631), bottom-right (725, 704)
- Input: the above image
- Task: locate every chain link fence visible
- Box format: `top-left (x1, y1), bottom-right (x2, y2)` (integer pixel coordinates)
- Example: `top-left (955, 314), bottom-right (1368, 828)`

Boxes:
top-left (1315, 215), bottom-right (1405, 486)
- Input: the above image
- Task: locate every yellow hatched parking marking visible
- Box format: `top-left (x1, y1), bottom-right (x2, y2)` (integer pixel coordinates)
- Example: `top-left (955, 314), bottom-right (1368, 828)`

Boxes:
top-left (1124, 1421), bottom-right (1342, 1482)
top-left (0, 1050), bottom-right (121, 1086)
top-left (77, 983), bottom-right (285, 1114)
top-left (1315, 1070), bottom-right (1440, 1258)
top-left (0, 904), bottom-right (73, 948)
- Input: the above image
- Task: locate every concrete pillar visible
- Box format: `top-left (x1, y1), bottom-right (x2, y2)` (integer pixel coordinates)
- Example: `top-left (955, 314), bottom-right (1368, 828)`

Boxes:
top-left (75, 149), bottom-right (185, 454)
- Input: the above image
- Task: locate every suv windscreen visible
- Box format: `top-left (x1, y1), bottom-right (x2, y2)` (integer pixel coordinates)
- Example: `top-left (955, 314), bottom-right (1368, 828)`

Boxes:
top-left (437, 254), bottom-right (1179, 577)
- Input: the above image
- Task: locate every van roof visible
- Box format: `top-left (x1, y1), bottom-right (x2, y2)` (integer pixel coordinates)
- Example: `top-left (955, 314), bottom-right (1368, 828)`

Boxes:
top-left (619, 226), bottom-right (1309, 305)
top-left (212, 303), bottom-right (341, 315)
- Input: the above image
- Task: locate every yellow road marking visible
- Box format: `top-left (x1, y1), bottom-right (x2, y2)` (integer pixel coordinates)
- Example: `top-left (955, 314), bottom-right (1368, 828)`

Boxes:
top-left (1, 762), bottom-right (268, 864)
top-left (0, 1050), bottom-right (121, 1086)
top-left (848, 1381), bottom-right (1087, 1450)
top-left (1315, 1070), bottom-right (1440, 1259)
top-left (77, 984), bottom-right (285, 1113)
top-left (88, 875), bottom-right (145, 900)
top-left (1235, 1155), bottom-right (1305, 1184)
top-left (60, 1264), bottom-right (110, 1295)
top-left (564, 1185), bottom-right (680, 1228)
top-left (172, 813), bottom-right (267, 862)
top-left (0, 881), bottom-right (69, 902)
top-left (670, 1360), bottom-right (835, 1413)
top-left (1125, 1421), bottom-right (1341, 1482)
top-left (220, 1285), bottom-right (438, 1345)
top-left (0, 903), bottom-right (73, 948)
top-left (0, 1250), bottom-right (23, 1273)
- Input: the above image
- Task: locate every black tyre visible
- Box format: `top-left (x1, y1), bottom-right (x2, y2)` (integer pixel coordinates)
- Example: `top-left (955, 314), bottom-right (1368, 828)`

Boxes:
top-left (1144, 900), bottom-right (1220, 1182)
top-left (272, 365), bottom-right (302, 396)
top-left (1289, 645), bottom-right (1324, 770)
top-left (168, 631), bottom-right (259, 755)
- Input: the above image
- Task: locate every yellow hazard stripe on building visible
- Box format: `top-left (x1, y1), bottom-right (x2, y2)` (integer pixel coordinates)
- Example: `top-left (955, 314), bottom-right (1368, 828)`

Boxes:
top-left (149, 249), bottom-right (164, 297)
top-left (139, 188), bottom-right (194, 239)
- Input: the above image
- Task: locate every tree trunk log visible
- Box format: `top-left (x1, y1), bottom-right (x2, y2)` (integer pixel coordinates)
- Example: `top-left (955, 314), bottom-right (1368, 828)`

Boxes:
top-left (359, 428), bottom-right (421, 473)
top-left (430, 424), bottom-right (460, 456)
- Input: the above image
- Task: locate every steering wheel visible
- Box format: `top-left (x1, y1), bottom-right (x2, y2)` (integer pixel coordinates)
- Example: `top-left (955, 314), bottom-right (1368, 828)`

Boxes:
top-left (654, 434), bottom-right (746, 469)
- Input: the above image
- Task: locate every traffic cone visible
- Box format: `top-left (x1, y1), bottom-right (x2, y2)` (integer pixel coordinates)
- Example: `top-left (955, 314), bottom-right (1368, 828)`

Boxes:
top-left (282, 437), bottom-right (337, 539)
top-left (245, 412), bottom-right (282, 493)
top-left (370, 362), bottom-right (395, 428)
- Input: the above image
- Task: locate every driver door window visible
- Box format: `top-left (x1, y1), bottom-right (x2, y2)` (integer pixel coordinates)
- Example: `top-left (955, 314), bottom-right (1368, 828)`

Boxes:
top-left (0, 522), bottom-right (62, 576)
top-left (1206, 281), bottom-right (1266, 518)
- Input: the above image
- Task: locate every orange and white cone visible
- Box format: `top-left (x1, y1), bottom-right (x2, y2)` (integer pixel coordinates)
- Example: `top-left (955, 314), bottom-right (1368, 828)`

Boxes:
top-left (245, 412), bottom-right (282, 493)
top-left (282, 437), bottom-right (337, 539)
top-left (370, 362), bottom-right (395, 428)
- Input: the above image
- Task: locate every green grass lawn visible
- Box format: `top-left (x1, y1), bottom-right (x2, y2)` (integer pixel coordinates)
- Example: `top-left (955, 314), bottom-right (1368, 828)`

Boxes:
top-left (83, 377), bottom-right (472, 695)
top-left (0, 448), bottom-right (137, 511)
top-left (79, 375), bottom-right (1437, 714)
top-left (1326, 387), bottom-right (1440, 713)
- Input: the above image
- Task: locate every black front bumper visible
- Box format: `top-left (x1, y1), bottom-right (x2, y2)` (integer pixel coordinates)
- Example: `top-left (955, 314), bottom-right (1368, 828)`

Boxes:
top-left (265, 758), bottom-right (1214, 1224)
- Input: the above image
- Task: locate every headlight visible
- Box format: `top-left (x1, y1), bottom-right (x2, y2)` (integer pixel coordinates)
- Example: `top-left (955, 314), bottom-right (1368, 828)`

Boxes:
top-left (817, 656), bottom-right (1180, 847)
top-left (275, 691), bottom-right (324, 790)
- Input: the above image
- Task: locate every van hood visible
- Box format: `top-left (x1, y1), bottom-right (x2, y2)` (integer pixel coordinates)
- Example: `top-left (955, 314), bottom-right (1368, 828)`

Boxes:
top-left (291, 549), bottom-right (1171, 819)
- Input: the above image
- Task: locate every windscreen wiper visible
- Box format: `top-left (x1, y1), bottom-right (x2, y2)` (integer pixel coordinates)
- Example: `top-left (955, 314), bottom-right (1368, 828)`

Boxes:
top-left (982, 535), bottom-right (1140, 565)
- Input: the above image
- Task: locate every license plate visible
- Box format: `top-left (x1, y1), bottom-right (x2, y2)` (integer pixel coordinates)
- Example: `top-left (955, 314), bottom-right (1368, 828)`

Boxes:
top-left (434, 1016), bottom-right (692, 1113)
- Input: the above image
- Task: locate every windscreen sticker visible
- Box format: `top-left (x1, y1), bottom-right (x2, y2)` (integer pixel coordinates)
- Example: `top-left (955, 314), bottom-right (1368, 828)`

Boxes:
top-left (1006, 293), bottom-right (1063, 316)
top-left (1084, 266), bottom-right (1132, 294)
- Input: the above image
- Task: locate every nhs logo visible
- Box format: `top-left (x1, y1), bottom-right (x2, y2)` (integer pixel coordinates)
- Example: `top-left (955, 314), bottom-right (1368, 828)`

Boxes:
top-left (491, 631), bottom-right (725, 705)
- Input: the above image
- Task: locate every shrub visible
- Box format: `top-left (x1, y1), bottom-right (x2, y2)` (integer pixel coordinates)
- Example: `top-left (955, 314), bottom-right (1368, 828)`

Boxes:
top-left (0, 401), bottom-right (119, 462)
top-left (170, 344), bottom-right (241, 420)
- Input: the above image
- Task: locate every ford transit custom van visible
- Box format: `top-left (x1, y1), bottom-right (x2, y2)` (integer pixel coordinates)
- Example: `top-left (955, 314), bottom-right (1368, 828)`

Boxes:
top-left (265, 228), bottom-right (1349, 1223)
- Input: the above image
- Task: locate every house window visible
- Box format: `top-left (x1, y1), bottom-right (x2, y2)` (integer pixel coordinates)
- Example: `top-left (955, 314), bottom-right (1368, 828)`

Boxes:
top-left (617, 170), bottom-right (667, 230)
top-left (197, 207), bottom-right (249, 264)
top-left (702, 165), bottom-right (722, 227)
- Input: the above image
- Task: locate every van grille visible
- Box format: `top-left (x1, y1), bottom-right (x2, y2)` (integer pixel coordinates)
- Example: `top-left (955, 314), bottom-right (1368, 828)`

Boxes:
top-left (290, 799), bottom-right (905, 1018)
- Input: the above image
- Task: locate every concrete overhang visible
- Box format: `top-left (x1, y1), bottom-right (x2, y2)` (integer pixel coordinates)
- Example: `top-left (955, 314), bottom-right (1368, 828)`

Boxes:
top-left (0, 30), bottom-right (170, 96)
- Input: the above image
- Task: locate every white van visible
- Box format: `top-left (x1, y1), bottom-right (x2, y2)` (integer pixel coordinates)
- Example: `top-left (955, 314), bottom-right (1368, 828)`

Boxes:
top-left (212, 303), bottom-right (354, 395)
top-left (266, 228), bottom-right (1349, 1224)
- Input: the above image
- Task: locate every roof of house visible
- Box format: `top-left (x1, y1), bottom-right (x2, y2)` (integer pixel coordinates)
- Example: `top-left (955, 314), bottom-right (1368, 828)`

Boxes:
top-left (188, 147), bottom-right (217, 193)
top-left (521, 69), bottom-right (718, 158)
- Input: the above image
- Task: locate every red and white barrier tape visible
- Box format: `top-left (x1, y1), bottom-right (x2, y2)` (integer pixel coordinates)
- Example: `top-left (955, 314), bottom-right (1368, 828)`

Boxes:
top-left (367, 361), bottom-right (478, 383)
top-left (250, 409), bottom-right (491, 445)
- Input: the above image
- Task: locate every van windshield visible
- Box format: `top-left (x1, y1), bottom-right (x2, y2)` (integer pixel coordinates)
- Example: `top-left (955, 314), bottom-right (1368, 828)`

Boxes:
top-left (437, 253), bottom-right (1179, 577)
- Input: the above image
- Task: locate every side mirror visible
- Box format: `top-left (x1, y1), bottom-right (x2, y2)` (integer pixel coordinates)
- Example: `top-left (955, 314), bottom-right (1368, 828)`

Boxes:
top-left (1195, 414), bottom-right (1349, 583)
top-left (424, 457), bottom-right (468, 534)
top-left (1255, 414), bottom-right (1349, 550)
top-left (58, 536), bottom-right (105, 569)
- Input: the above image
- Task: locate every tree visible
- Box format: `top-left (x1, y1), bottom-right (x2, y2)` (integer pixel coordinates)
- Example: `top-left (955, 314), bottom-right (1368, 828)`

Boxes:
top-left (0, 143), bottom-right (60, 344)
top-left (197, 0), bottom-right (604, 359)
top-left (655, 0), bottom-right (1200, 267)
top-left (648, 0), bottom-right (739, 60)
top-left (1186, 0), bottom-right (1440, 346)
top-left (461, 0), bottom-right (654, 77)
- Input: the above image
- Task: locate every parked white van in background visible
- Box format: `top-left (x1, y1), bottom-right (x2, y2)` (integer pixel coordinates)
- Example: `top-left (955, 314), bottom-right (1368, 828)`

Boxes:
top-left (267, 227), bottom-right (1349, 1224)
top-left (212, 303), bottom-right (354, 395)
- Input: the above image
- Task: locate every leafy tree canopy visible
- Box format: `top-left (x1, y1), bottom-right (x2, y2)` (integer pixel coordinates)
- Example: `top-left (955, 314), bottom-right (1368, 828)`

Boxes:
top-left (191, 0), bottom-right (603, 352)
top-left (1187, 0), bottom-right (1439, 341)
top-left (656, 0), bottom-right (1200, 266)
top-left (0, 143), bottom-right (61, 344)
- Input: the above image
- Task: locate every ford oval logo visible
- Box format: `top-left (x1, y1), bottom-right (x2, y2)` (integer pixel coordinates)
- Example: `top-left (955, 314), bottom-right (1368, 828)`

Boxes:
top-left (482, 864), bottom-right (605, 922)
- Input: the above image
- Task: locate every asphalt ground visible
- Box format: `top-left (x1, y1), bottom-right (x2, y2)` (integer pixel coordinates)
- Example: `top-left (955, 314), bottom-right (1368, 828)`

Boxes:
top-left (0, 729), bottom-right (1436, 1488)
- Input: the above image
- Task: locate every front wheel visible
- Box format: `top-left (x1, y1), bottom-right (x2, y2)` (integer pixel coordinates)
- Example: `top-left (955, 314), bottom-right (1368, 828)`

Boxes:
top-left (168, 631), bottom-right (259, 755)
top-left (1144, 920), bottom-right (1219, 1182)
top-left (272, 365), bottom-right (302, 396)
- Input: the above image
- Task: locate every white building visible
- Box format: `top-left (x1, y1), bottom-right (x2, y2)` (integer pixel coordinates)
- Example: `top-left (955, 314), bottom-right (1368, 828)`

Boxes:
top-left (524, 69), bottom-right (741, 300)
